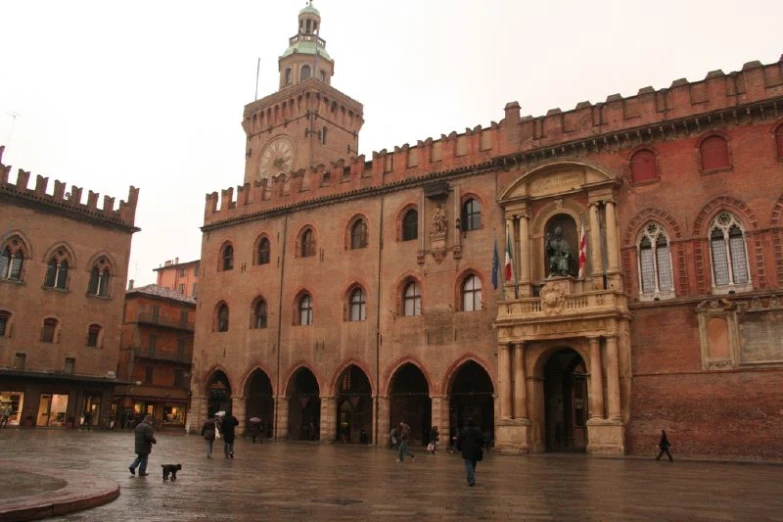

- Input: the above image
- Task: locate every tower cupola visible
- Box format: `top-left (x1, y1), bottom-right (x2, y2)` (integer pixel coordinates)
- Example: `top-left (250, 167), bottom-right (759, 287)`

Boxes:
top-left (279, 1), bottom-right (335, 90)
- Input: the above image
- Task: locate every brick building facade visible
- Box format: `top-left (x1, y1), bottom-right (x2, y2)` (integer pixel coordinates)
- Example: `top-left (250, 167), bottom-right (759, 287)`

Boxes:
top-left (189, 4), bottom-right (783, 457)
top-left (0, 146), bottom-right (139, 428)
top-left (113, 284), bottom-right (195, 430)
top-left (154, 258), bottom-right (200, 299)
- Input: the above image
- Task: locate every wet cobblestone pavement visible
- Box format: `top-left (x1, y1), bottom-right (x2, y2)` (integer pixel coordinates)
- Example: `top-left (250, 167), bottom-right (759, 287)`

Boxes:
top-left (1, 429), bottom-right (782, 521)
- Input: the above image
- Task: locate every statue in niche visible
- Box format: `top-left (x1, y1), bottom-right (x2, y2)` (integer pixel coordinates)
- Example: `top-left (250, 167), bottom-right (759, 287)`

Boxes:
top-left (432, 204), bottom-right (447, 234)
top-left (545, 226), bottom-right (573, 277)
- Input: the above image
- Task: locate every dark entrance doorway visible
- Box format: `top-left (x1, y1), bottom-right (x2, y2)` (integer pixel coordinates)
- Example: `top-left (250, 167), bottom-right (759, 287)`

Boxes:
top-left (544, 349), bottom-right (588, 452)
top-left (389, 364), bottom-right (430, 446)
top-left (244, 370), bottom-right (274, 439)
top-left (449, 361), bottom-right (494, 444)
top-left (287, 368), bottom-right (320, 440)
top-left (335, 365), bottom-right (372, 444)
top-left (206, 370), bottom-right (231, 418)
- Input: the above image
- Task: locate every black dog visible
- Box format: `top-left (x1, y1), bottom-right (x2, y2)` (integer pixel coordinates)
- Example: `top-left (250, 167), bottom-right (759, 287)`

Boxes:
top-left (161, 464), bottom-right (182, 481)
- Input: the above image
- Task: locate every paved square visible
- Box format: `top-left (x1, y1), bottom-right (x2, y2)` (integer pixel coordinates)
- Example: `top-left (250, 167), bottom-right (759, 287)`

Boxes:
top-left (1, 429), bottom-right (782, 521)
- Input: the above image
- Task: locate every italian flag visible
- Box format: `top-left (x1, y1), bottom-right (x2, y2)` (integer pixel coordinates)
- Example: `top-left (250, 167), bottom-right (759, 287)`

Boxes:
top-left (504, 224), bottom-right (515, 283)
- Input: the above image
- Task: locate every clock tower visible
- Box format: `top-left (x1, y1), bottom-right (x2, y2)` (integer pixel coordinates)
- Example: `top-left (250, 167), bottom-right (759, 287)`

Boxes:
top-left (242, 2), bottom-right (364, 184)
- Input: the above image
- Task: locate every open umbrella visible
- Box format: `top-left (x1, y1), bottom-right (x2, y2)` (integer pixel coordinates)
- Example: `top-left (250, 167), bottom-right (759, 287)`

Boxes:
top-left (214, 411), bottom-right (226, 417)
top-left (249, 417), bottom-right (262, 423)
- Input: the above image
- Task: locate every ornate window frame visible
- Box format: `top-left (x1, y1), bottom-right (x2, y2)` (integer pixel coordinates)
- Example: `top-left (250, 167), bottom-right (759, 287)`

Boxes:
top-left (636, 222), bottom-right (675, 302)
top-left (708, 212), bottom-right (752, 294)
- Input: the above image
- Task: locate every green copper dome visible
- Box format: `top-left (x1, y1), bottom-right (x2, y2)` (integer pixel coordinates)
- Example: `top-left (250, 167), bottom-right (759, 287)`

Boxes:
top-left (281, 40), bottom-right (331, 61)
top-left (299, 4), bottom-right (320, 17)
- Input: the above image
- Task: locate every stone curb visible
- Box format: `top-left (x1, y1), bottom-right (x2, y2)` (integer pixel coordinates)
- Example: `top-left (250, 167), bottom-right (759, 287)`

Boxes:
top-left (0, 463), bottom-right (119, 522)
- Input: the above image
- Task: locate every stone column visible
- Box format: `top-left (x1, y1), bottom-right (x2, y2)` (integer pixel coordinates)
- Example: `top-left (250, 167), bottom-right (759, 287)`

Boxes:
top-left (499, 343), bottom-right (512, 419)
top-left (588, 202), bottom-right (602, 277)
top-left (588, 337), bottom-right (604, 419)
top-left (518, 213), bottom-right (530, 285)
top-left (320, 396), bottom-right (336, 443)
top-left (275, 396), bottom-right (288, 440)
top-left (377, 396), bottom-right (390, 447)
top-left (605, 200), bottom-right (619, 272)
top-left (512, 343), bottom-right (528, 419)
top-left (605, 336), bottom-right (621, 421)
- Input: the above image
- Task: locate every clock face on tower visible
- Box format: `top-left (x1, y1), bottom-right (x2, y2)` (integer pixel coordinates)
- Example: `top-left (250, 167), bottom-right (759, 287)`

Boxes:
top-left (258, 136), bottom-right (296, 181)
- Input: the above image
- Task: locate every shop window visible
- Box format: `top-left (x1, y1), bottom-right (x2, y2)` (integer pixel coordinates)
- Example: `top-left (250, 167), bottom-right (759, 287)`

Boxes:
top-left (298, 293), bottom-right (313, 325)
top-left (402, 209), bottom-right (418, 241)
top-left (253, 298), bottom-right (268, 329)
top-left (0, 311), bottom-right (9, 337)
top-left (637, 222), bottom-right (675, 300)
top-left (41, 318), bottom-right (58, 343)
top-left (349, 287), bottom-right (366, 321)
top-left (163, 405), bottom-right (184, 425)
top-left (630, 149), bottom-right (658, 183)
top-left (350, 219), bottom-right (368, 249)
top-left (403, 280), bottom-right (422, 317)
top-left (461, 275), bottom-right (482, 312)
top-left (87, 324), bottom-right (102, 347)
top-left (461, 198), bottom-right (481, 231)
top-left (257, 237), bottom-right (271, 265)
top-left (709, 212), bottom-right (750, 291)
top-left (700, 135), bottom-right (730, 172)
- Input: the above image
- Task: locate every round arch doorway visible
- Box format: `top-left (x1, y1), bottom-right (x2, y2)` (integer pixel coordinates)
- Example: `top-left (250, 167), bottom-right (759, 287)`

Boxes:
top-left (544, 348), bottom-right (588, 452)
top-left (206, 370), bottom-right (231, 418)
top-left (449, 361), bottom-right (494, 444)
top-left (335, 365), bottom-right (373, 444)
top-left (244, 369), bottom-right (274, 439)
top-left (389, 364), bottom-right (430, 446)
top-left (287, 368), bottom-right (321, 441)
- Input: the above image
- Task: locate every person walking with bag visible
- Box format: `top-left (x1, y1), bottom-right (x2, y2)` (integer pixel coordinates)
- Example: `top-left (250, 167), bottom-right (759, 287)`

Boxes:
top-left (428, 426), bottom-right (440, 454)
top-left (656, 429), bottom-right (673, 462)
top-left (128, 415), bottom-right (157, 477)
top-left (396, 421), bottom-right (415, 463)
top-left (201, 417), bottom-right (216, 458)
top-left (460, 417), bottom-right (484, 487)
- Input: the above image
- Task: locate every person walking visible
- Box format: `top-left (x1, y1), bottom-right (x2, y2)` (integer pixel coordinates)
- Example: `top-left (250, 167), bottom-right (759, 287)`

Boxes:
top-left (201, 417), bottom-right (217, 458)
top-left (460, 417), bottom-right (484, 487)
top-left (396, 421), bottom-right (415, 463)
top-left (656, 429), bottom-right (673, 462)
top-left (128, 415), bottom-right (157, 477)
top-left (0, 404), bottom-right (11, 428)
top-left (428, 426), bottom-right (440, 454)
top-left (222, 413), bottom-right (239, 459)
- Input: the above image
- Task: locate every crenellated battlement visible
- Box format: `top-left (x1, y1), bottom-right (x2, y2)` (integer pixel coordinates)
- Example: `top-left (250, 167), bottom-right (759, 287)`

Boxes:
top-left (205, 56), bottom-right (783, 228)
top-left (0, 146), bottom-right (140, 230)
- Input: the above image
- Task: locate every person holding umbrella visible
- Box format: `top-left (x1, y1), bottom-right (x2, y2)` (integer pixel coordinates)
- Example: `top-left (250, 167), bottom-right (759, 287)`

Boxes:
top-left (248, 417), bottom-right (263, 443)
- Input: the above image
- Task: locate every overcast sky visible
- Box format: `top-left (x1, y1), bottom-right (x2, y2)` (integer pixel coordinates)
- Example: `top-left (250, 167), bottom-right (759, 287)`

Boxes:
top-left (1, 0), bottom-right (781, 286)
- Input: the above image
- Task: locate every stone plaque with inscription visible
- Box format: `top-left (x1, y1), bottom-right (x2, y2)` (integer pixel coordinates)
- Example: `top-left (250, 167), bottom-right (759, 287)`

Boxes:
top-left (739, 309), bottom-right (783, 364)
top-left (529, 171), bottom-right (585, 197)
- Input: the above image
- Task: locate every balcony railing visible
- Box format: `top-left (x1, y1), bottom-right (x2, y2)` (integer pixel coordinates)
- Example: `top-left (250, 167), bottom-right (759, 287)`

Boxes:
top-left (136, 313), bottom-right (194, 331)
top-left (496, 290), bottom-right (624, 321)
top-left (289, 34), bottom-right (326, 48)
top-left (133, 347), bottom-right (192, 365)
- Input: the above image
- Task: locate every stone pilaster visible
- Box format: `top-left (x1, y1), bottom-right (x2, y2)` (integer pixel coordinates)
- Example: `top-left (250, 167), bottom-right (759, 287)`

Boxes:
top-left (232, 396), bottom-right (246, 435)
top-left (512, 343), bottom-right (528, 419)
top-left (377, 396), bottom-right (390, 447)
top-left (275, 396), bottom-right (288, 440)
top-left (588, 202), bottom-right (603, 287)
top-left (320, 396), bottom-right (336, 443)
top-left (588, 337), bottom-right (604, 419)
top-left (605, 336), bottom-right (621, 420)
top-left (605, 200), bottom-right (619, 273)
top-left (499, 343), bottom-right (511, 419)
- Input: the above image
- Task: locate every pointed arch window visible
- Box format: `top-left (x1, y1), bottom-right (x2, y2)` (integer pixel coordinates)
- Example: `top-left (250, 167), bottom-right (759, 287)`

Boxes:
top-left (349, 287), bottom-right (366, 322)
top-left (350, 219), bottom-right (368, 249)
top-left (402, 209), bottom-right (418, 241)
top-left (637, 223), bottom-right (674, 300)
top-left (462, 275), bottom-right (483, 312)
top-left (257, 237), bottom-right (271, 265)
top-left (252, 299), bottom-right (267, 329)
top-left (221, 244), bottom-right (234, 271)
top-left (216, 303), bottom-right (229, 332)
top-left (0, 236), bottom-right (25, 282)
top-left (44, 250), bottom-right (69, 290)
top-left (300, 228), bottom-right (316, 258)
top-left (403, 281), bottom-right (421, 317)
top-left (88, 259), bottom-right (111, 297)
top-left (700, 135), bottom-right (731, 172)
top-left (299, 293), bottom-right (313, 326)
top-left (461, 198), bottom-right (481, 231)
top-left (709, 212), bottom-right (750, 291)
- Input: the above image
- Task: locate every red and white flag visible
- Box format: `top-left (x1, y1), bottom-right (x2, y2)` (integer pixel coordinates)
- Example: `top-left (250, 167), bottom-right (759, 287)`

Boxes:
top-left (578, 217), bottom-right (587, 279)
top-left (504, 224), bottom-right (515, 284)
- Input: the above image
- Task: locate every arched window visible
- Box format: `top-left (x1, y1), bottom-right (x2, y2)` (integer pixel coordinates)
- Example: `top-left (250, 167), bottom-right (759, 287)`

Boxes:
top-left (221, 244), bottom-right (234, 271)
top-left (41, 318), bottom-right (59, 343)
top-left (350, 220), bottom-right (368, 249)
top-left (300, 228), bottom-right (316, 258)
top-left (253, 299), bottom-right (267, 329)
top-left (44, 249), bottom-right (70, 290)
top-left (301, 65), bottom-right (311, 81)
top-left (320, 70), bottom-right (326, 82)
top-left (349, 287), bottom-right (366, 321)
top-left (402, 209), bottom-right (418, 241)
top-left (321, 126), bottom-right (328, 145)
top-left (709, 212), bottom-right (749, 289)
top-left (298, 293), bottom-right (313, 325)
top-left (776, 124), bottom-right (783, 159)
top-left (88, 258), bottom-right (111, 297)
top-left (0, 311), bottom-right (10, 337)
top-left (637, 223), bottom-right (674, 299)
top-left (216, 303), bottom-right (229, 332)
top-left (0, 236), bottom-right (25, 282)
top-left (257, 237), bottom-right (271, 265)
top-left (403, 281), bottom-right (421, 317)
top-left (462, 275), bottom-right (482, 312)
top-left (285, 68), bottom-right (292, 85)
top-left (630, 149), bottom-right (658, 183)
top-left (461, 198), bottom-right (481, 231)
top-left (700, 135), bottom-right (730, 172)
top-left (87, 324), bottom-right (102, 347)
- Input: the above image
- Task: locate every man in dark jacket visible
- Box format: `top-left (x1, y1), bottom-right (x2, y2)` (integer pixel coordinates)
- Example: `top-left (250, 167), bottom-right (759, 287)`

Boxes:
top-left (222, 414), bottom-right (239, 459)
top-left (129, 415), bottom-right (157, 476)
top-left (460, 417), bottom-right (484, 486)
